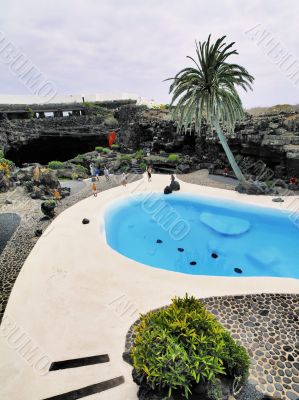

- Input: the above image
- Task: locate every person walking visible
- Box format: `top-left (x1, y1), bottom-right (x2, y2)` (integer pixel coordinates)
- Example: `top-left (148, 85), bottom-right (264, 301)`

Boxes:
top-left (147, 165), bottom-right (152, 182)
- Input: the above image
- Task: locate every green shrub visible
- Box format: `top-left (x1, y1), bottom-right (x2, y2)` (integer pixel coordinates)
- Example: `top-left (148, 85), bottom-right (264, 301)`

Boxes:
top-left (102, 147), bottom-right (111, 154)
top-left (48, 161), bottom-right (65, 170)
top-left (111, 144), bottom-right (119, 150)
top-left (71, 172), bottom-right (79, 180)
top-left (27, 107), bottom-right (35, 119)
top-left (219, 332), bottom-right (250, 384)
top-left (120, 154), bottom-right (132, 162)
top-left (0, 149), bottom-right (4, 158)
top-left (0, 157), bottom-right (12, 166)
top-left (95, 146), bottom-right (104, 152)
top-left (134, 149), bottom-right (144, 160)
top-left (132, 295), bottom-right (249, 399)
top-left (139, 162), bottom-right (147, 172)
top-left (206, 379), bottom-right (223, 400)
top-left (167, 153), bottom-right (180, 163)
top-left (74, 154), bottom-right (84, 161)
top-left (74, 164), bottom-right (88, 174)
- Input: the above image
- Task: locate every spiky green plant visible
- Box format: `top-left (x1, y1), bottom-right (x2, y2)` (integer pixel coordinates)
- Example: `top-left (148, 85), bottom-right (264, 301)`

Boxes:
top-left (167, 35), bottom-right (254, 185)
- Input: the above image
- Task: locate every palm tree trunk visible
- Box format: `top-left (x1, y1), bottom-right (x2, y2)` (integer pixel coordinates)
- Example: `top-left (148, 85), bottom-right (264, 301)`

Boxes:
top-left (214, 119), bottom-right (248, 186)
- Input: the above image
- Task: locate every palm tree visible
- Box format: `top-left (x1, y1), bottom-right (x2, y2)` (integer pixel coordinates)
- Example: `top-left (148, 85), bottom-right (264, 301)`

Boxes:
top-left (167, 35), bottom-right (254, 186)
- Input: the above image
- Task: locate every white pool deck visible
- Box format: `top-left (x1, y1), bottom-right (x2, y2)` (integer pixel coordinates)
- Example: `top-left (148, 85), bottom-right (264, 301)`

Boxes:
top-left (1, 174), bottom-right (299, 400)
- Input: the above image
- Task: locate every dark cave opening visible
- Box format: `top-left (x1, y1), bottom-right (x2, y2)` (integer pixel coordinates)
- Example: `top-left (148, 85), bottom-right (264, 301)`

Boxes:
top-left (6, 135), bottom-right (108, 166)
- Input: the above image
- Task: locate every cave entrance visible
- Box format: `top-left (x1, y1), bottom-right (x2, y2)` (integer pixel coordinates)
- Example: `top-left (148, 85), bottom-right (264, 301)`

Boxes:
top-left (6, 135), bottom-right (108, 166)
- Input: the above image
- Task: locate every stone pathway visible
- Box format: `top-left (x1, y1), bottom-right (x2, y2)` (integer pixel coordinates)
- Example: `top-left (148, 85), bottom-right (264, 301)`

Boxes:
top-left (203, 294), bottom-right (299, 400)
top-left (0, 174), bottom-right (140, 322)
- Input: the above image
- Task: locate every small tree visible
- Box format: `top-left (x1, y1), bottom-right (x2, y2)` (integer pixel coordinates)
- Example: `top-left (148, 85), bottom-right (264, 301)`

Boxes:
top-left (167, 35), bottom-right (254, 186)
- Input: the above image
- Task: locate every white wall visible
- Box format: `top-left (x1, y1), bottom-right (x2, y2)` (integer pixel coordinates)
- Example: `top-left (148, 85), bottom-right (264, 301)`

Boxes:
top-left (0, 93), bottom-right (157, 107)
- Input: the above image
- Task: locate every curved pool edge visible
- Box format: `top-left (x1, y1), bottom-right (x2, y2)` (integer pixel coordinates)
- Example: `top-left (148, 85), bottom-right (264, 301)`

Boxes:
top-left (0, 174), bottom-right (298, 400)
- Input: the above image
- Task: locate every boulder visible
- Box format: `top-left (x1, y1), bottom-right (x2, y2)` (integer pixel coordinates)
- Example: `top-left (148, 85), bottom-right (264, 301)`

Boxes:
top-left (40, 169), bottom-right (60, 189)
top-left (170, 180), bottom-right (180, 191)
top-left (15, 166), bottom-right (34, 182)
top-left (82, 218), bottom-right (90, 224)
top-left (176, 164), bottom-right (190, 174)
top-left (41, 200), bottom-right (56, 218)
top-left (164, 185), bottom-right (172, 195)
top-left (235, 182), bottom-right (273, 195)
top-left (60, 187), bottom-right (71, 198)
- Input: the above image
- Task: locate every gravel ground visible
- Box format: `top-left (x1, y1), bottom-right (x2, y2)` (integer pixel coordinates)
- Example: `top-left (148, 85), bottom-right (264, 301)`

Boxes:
top-left (179, 170), bottom-right (237, 190)
top-left (0, 174), bottom-right (141, 322)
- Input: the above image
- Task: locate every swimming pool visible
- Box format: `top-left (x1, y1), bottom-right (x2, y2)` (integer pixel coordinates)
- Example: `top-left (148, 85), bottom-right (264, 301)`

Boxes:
top-left (104, 193), bottom-right (299, 279)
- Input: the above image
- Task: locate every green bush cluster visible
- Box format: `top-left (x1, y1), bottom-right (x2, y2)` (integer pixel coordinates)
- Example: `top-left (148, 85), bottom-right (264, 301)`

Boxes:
top-left (74, 164), bottom-right (88, 174)
top-left (132, 295), bottom-right (249, 399)
top-left (48, 161), bottom-right (65, 170)
top-left (139, 162), bottom-right (147, 172)
top-left (120, 154), bottom-right (132, 162)
top-left (96, 146), bottom-right (111, 154)
top-left (134, 149), bottom-right (144, 160)
top-left (111, 144), bottom-right (119, 150)
top-left (167, 153), bottom-right (180, 162)
top-left (0, 149), bottom-right (4, 158)
top-left (74, 154), bottom-right (84, 161)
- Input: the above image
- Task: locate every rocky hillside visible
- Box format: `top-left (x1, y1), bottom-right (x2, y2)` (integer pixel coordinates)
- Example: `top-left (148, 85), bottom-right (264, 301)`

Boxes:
top-left (0, 101), bottom-right (299, 179)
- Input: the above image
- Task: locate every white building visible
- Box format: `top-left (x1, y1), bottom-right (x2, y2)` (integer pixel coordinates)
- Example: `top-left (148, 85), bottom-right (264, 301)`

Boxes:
top-left (0, 93), bottom-right (158, 107)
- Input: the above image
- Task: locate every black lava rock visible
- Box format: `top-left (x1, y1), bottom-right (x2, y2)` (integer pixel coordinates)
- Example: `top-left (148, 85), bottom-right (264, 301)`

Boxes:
top-left (41, 200), bottom-right (56, 218)
top-left (35, 229), bottom-right (43, 237)
top-left (164, 185), bottom-right (172, 194)
top-left (170, 180), bottom-right (180, 191)
top-left (82, 218), bottom-right (90, 224)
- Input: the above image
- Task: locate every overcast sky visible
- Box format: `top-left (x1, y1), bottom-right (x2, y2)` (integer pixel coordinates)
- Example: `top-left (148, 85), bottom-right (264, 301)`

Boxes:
top-left (0, 0), bottom-right (298, 108)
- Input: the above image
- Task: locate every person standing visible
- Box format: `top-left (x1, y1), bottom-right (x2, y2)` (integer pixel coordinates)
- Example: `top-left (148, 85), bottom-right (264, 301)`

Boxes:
top-left (53, 188), bottom-right (62, 204)
top-left (121, 173), bottom-right (127, 187)
top-left (89, 163), bottom-right (95, 177)
top-left (92, 181), bottom-right (97, 197)
top-left (95, 166), bottom-right (100, 181)
top-left (33, 164), bottom-right (40, 183)
top-left (104, 166), bottom-right (110, 181)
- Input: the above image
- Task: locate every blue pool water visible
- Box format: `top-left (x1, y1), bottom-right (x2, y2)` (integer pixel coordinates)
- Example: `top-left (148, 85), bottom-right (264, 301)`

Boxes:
top-left (104, 193), bottom-right (299, 278)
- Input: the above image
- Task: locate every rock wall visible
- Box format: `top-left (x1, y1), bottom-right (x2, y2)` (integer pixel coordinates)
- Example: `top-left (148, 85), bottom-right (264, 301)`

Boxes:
top-left (116, 107), bottom-right (299, 177)
top-left (0, 102), bottom-right (299, 177)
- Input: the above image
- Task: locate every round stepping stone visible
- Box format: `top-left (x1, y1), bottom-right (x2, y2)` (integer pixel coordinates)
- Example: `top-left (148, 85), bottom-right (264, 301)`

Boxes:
top-left (177, 248), bottom-right (184, 252)
top-left (156, 239), bottom-right (163, 244)
top-left (234, 267), bottom-right (243, 274)
top-left (190, 261), bottom-right (197, 266)
top-left (211, 253), bottom-right (218, 259)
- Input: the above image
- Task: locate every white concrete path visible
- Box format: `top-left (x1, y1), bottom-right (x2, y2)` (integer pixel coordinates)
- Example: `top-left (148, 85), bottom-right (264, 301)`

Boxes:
top-left (0, 174), bottom-right (298, 400)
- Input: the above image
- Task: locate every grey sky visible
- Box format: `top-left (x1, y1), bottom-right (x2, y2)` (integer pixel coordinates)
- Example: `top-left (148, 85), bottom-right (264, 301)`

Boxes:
top-left (0, 0), bottom-right (298, 107)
